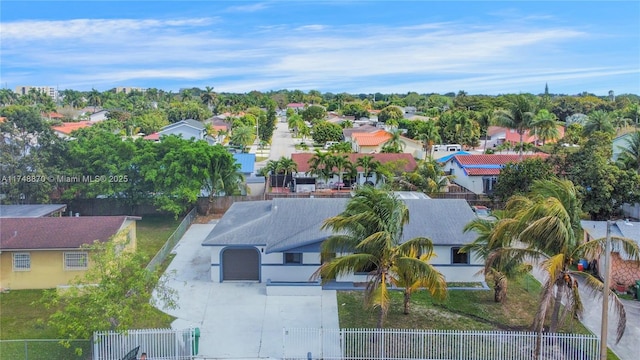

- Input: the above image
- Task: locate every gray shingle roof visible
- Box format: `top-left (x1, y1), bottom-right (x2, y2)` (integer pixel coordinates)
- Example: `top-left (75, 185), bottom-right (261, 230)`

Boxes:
top-left (0, 204), bottom-right (67, 218)
top-left (202, 198), bottom-right (478, 253)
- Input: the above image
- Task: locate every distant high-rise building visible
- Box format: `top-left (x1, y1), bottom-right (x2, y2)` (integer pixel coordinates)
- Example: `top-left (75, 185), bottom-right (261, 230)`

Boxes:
top-left (115, 87), bottom-right (144, 94)
top-left (14, 85), bottom-right (58, 101)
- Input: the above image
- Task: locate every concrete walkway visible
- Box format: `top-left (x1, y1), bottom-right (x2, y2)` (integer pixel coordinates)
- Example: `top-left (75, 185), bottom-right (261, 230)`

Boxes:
top-left (156, 223), bottom-right (340, 360)
top-left (531, 265), bottom-right (639, 360)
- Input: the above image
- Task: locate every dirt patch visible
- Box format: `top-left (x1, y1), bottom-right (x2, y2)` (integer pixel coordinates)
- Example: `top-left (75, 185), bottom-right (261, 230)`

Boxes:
top-left (193, 213), bottom-right (223, 224)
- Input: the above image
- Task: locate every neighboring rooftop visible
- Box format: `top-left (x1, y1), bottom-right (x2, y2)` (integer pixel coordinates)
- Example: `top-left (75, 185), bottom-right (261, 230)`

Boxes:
top-left (0, 216), bottom-right (137, 250)
top-left (447, 154), bottom-right (549, 176)
top-left (291, 152), bottom-right (417, 173)
top-left (0, 204), bottom-right (67, 218)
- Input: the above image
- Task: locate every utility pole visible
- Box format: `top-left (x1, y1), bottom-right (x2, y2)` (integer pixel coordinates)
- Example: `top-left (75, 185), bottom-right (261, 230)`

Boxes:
top-left (599, 220), bottom-right (612, 360)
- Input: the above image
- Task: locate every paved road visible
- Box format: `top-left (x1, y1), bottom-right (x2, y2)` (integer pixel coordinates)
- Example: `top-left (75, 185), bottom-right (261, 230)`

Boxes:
top-left (251, 121), bottom-right (299, 172)
top-left (157, 223), bottom-right (340, 360)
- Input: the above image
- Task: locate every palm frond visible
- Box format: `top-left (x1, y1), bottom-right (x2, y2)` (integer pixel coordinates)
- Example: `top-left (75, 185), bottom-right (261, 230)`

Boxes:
top-left (311, 253), bottom-right (376, 284)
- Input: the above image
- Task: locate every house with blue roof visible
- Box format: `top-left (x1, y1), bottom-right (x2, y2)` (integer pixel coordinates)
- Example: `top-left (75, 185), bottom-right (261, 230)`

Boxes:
top-left (232, 153), bottom-right (256, 175)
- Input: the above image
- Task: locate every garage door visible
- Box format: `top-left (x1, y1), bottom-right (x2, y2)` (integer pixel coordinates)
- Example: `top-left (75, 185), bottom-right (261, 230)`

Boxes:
top-left (222, 248), bottom-right (259, 281)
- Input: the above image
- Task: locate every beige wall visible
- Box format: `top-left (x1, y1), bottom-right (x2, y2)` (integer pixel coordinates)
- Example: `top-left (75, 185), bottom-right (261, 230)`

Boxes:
top-left (0, 220), bottom-right (137, 290)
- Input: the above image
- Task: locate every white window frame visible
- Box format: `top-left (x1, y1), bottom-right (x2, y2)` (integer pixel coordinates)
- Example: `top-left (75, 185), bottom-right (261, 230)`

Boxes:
top-left (13, 252), bottom-right (31, 271)
top-left (64, 252), bottom-right (89, 270)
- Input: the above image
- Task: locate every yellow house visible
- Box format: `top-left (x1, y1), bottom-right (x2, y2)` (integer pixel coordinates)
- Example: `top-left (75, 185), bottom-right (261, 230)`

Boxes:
top-left (0, 216), bottom-right (139, 290)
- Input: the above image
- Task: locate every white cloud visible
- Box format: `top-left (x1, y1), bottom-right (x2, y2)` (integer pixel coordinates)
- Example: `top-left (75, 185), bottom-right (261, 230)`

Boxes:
top-left (224, 2), bottom-right (269, 13)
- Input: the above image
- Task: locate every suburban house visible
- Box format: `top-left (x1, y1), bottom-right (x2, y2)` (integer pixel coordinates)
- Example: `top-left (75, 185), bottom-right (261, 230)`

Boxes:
top-left (0, 204), bottom-right (67, 218)
top-left (286, 103), bottom-right (306, 112)
top-left (144, 119), bottom-right (216, 144)
top-left (88, 110), bottom-right (109, 122)
top-left (441, 154), bottom-right (549, 195)
top-left (0, 216), bottom-right (139, 290)
top-left (201, 197), bottom-right (482, 294)
top-left (486, 126), bottom-right (565, 147)
top-left (342, 124), bottom-right (379, 142)
top-left (232, 153), bottom-right (256, 176)
top-left (291, 152), bottom-right (418, 191)
top-left (52, 121), bottom-right (93, 139)
top-left (582, 219), bottom-right (640, 289)
top-left (351, 130), bottom-right (392, 153)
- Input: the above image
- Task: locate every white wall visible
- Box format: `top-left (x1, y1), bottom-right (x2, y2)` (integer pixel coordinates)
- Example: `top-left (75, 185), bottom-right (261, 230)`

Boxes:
top-left (442, 161), bottom-right (484, 194)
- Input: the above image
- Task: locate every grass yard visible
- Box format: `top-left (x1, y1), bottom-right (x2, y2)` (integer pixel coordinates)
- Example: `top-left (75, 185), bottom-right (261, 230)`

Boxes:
top-left (337, 274), bottom-right (621, 360)
top-left (136, 214), bottom-right (183, 263)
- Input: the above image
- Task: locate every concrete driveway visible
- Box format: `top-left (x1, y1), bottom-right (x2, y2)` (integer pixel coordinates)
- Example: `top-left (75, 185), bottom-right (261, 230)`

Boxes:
top-left (156, 223), bottom-right (339, 359)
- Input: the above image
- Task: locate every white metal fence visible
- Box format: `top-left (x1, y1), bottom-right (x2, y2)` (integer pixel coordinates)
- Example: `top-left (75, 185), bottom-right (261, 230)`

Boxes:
top-left (283, 328), bottom-right (600, 360)
top-left (93, 328), bottom-right (195, 360)
top-left (146, 207), bottom-right (197, 271)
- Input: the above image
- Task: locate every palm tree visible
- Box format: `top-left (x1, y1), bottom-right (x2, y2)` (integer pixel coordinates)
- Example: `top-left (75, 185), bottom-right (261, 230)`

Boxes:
top-left (206, 153), bottom-right (246, 209)
top-left (417, 121), bottom-right (441, 157)
top-left (531, 109), bottom-right (561, 146)
top-left (275, 157), bottom-right (297, 189)
top-left (461, 211), bottom-right (532, 303)
top-left (307, 150), bottom-right (332, 183)
top-left (201, 86), bottom-right (217, 111)
top-left (355, 155), bottom-right (381, 185)
top-left (86, 89), bottom-right (102, 112)
top-left (381, 129), bottom-right (405, 153)
top-left (584, 110), bottom-right (615, 136)
top-left (328, 154), bottom-right (352, 188)
top-left (493, 95), bottom-right (535, 159)
top-left (313, 187), bottom-right (447, 327)
top-left (230, 126), bottom-right (254, 152)
top-left (496, 179), bottom-right (638, 343)
top-left (617, 131), bottom-right (640, 173)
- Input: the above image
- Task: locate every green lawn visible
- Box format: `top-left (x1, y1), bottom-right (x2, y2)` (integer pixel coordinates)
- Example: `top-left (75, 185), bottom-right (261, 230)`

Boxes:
top-left (136, 214), bottom-right (183, 262)
top-left (337, 274), bottom-right (620, 359)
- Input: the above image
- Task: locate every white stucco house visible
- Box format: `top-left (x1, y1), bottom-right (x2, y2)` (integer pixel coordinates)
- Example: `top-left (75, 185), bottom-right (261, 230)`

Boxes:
top-left (201, 197), bottom-right (483, 295)
top-left (441, 154), bottom-right (549, 195)
top-left (144, 119), bottom-right (216, 144)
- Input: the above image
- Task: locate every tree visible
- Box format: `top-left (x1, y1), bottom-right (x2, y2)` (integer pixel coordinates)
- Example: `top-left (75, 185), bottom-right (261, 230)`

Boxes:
top-left (381, 129), bottom-right (405, 153)
top-left (493, 158), bottom-right (554, 202)
top-left (313, 187), bottom-right (446, 326)
top-left (166, 100), bottom-right (212, 123)
top-left (584, 110), bottom-right (615, 136)
top-left (307, 150), bottom-right (332, 183)
top-left (206, 145), bottom-right (245, 205)
top-left (531, 109), bottom-right (561, 145)
top-left (355, 155), bottom-right (381, 184)
top-left (461, 211), bottom-right (532, 303)
top-left (378, 105), bottom-right (404, 123)
top-left (275, 156), bottom-right (297, 188)
top-left (40, 240), bottom-right (177, 351)
top-left (493, 95), bottom-right (536, 159)
top-left (399, 158), bottom-right (449, 194)
top-left (135, 110), bottom-right (169, 135)
top-left (86, 88), bottom-right (102, 112)
top-left (617, 131), bottom-right (640, 173)
top-left (416, 120), bottom-right (441, 156)
top-left (497, 179), bottom-right (638, 344)
top-left (301, 105), bottom-right (327, 123)
top-left (311, 121), bottom-right (342, 144)
top-left (230, 125), bottom-right (255, 152)
top-left (201, 86), bottom-right (217, 111)
top-left (327, 154), bottom-right (352, 186)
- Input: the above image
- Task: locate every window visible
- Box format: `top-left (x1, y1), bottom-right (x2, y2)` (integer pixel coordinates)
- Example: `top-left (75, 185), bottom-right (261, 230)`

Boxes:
top-left (13, 253), bottom-right (31, 271)
top-left (64, 252), bottom-right (88, 270)
top-left (284, 253), bottom-right (302, 264)
top-left (451, 247), bottom-right (469, 264)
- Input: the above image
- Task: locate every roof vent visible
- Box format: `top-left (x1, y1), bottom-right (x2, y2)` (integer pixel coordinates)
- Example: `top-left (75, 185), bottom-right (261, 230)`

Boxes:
top-left (624, 219), bottom-right (633, 226)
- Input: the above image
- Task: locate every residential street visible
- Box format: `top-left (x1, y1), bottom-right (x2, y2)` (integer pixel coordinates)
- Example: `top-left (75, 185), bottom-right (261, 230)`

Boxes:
top-left (250, 121), bottom-right (298, 172)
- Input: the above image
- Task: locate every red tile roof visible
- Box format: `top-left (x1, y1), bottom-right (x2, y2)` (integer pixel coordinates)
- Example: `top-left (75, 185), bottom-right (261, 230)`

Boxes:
top-left (487, 126), bottom-right (565, 144)
top-left (51, 121), bottom-right (93, 135)
top-left (143, 132), bottom-right (160, 140)
top-left (0, 216), bottom-right (133, 250)
top-left (43, 112), bottom-right (65, 119)
top-left (352, 130), bottom-right (392, 146)
top-left (292, 152), bottom-right (417, 173)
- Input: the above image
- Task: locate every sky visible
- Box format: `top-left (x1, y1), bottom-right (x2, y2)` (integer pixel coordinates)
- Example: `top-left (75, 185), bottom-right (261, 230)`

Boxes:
top-left (1, 0), bottom-right (639, 96)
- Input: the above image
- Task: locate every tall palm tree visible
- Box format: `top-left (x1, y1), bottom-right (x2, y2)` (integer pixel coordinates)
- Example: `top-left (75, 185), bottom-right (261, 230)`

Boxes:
top-left (86, 89), bottom-right (102, 112)
top-left (493, 95), bottom-right (535, 159)
top-left (355, 155), bottom-right (381, 185)
top-left (275, 157), bottom-right (297, 189)
top-left (496, 179), bottom-right (638, 343)
top-left (328, 154), bottom-right (352, 187)
top-left (307, 150), bottom-right (332, 185)
top-left (584, 110), bottom-right (615, 136)
top-left (531, 109), bottom-right (561, 145)
top-left (313, 187), bottom-right (447, 327)
top-left (381, 129), bottom-right (405, 153)
top-left (417, 120), bottom-right (441, 157)
top-left (230, 125), bottom-right (254, 152)
top-left (461, 211), bottom-right (532, 303)
top-left (201, 86), bottom-right (217, 111)
top-left (617, 131), bottom-right (640, 173)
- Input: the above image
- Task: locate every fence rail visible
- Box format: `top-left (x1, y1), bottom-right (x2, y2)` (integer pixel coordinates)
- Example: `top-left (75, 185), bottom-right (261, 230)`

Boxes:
top-left (283, 328), bottom-right (600, 360)
top-left (93, 328), bottom-right (194, 360)
top-left (146, 208), bottom-right (197, 271)
top-left (0, 339), bottom-right (91, 360)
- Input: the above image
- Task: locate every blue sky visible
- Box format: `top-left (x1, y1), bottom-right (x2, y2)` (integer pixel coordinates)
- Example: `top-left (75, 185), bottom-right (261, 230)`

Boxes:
top-left (1, 1), bottom-right (639, 95)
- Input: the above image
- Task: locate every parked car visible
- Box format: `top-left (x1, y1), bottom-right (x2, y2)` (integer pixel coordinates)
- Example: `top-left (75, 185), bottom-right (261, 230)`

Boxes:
top-left (471, 205), bottom-right (494, 219)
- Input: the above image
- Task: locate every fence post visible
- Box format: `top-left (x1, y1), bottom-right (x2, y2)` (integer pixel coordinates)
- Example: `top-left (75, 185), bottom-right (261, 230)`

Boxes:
top-left (24, 340), bottom-right (28, 360)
